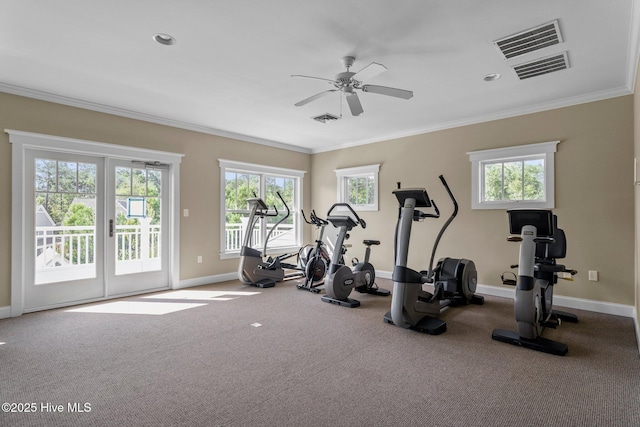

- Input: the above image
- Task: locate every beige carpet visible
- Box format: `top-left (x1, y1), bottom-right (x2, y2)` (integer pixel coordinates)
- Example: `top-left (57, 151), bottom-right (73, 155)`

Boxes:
top-left (0, 278), bottom-right (638, 426)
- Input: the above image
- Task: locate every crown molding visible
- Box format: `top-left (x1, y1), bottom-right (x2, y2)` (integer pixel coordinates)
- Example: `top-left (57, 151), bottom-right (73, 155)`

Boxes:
top-left (0, 82), bottom-right (312, 154)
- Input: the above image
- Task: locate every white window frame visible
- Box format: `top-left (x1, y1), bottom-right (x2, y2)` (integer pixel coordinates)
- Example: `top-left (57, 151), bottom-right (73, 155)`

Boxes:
top-left (335, 164), bottom-right (380, 211)
top-left (467, 141), bottom-right (558, 210)
top-left (219, 159), bottom-right (305, 259)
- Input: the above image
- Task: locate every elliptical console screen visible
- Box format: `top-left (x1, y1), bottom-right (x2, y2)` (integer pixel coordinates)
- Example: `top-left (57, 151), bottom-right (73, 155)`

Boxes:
top-left (507, 209), bottom-right (553, 236)
top-left (393, 188), bottom-right (432, 208)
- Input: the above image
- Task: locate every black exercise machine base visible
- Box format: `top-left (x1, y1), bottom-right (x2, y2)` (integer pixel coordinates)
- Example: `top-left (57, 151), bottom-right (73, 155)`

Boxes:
top-left (249, 279), bottom-right (276, 288)
top-left (297, 283), bottom-right (324, 293)
top-left (356, 287), bottom-right (391, 297)
top-left (552, 309), bottom-right (579, 323)
top-left (321, 295), bottom-right (360, 308)
top-left (449, 294), bottom-right (485, 306)
top-left (491, 328), bottom-right (568, 356)
top-left (383, 312), bottom-right (447, 335)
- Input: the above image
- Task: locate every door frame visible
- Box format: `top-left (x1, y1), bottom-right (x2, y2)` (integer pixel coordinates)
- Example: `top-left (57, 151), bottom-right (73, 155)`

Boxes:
top-left (8, 129), bottom-right (184, 316)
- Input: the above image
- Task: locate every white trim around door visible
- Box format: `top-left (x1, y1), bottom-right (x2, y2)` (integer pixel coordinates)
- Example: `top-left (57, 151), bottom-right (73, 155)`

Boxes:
top-left (7, 129), bottom-right (184, 316)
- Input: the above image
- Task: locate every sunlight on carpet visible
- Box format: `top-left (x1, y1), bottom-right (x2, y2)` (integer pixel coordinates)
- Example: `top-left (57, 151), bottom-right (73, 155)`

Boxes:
top-left (65, 301), bottom-right (206, 315)
top-left (142, 289), bottom-right (261, 301)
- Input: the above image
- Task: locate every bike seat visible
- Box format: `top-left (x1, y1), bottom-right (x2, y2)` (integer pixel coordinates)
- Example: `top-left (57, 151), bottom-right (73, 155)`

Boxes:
top-left (363, 239), bottom-right (380, 246)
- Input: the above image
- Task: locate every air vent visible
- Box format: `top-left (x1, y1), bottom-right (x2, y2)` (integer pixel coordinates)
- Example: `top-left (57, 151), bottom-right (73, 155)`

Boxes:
top-left (312, 113), bottom-right (340, 123)
top-left (512, 52), bottom-right (569, 80)
top-left (494, 20), bottom-right (562, 59)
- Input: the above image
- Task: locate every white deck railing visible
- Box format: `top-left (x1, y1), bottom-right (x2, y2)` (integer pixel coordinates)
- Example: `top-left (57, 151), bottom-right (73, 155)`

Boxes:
top-left (224, 223), bottom-right (296, 252)
top-left (35, 222), bottom-right (294, 279)
top-left (36, 225), bottom-right (161, 270)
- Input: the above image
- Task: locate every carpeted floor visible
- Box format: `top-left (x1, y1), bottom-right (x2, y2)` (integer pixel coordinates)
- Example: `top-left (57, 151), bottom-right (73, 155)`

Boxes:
top-left (1, 278), bottom-right (639, 426)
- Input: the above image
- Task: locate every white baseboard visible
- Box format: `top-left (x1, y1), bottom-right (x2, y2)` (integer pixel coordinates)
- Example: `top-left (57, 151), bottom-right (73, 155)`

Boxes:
top-left (0, 306), bottom-right (11, 319)
top-left (177, 273), bottom-right (238, 289)
top-left (376, 270), bottom-right (635, 319)
top-left (476, 284), bottom-right (635, 318)
top-left (377, 270), bottom-right (392, 280)
top-left (634, 308), bottom-right (640, 353)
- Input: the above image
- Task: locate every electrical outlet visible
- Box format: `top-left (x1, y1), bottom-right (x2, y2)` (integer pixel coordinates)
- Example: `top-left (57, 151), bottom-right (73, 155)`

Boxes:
top-left (588, 270), bottom-right (599, 281)
top-left (183, 209), bottom-right (189, 217)
top-left (197, 256), bottom-right (202, 264)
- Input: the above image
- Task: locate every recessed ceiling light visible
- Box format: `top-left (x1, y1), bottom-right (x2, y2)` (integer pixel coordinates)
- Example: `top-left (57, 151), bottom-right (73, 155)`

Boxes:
top-left (484, 73), bottom-right (501, 82)
top-left (153, 33), bottom-right (176, 46)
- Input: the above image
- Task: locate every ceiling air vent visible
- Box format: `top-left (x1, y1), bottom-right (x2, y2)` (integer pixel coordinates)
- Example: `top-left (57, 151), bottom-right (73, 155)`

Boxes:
top-left (494, 20), bottom-right (562, 59)
top-left (512, 52), bottom-right (569, 80)
top-left (312, 113), bottom-right (340, 123)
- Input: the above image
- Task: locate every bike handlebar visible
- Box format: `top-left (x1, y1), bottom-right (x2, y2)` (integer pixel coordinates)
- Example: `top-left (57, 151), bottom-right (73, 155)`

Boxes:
top-left (302, 209), bottom-right (329, 227)
top-left (326, 203), bottom-right (366, 229)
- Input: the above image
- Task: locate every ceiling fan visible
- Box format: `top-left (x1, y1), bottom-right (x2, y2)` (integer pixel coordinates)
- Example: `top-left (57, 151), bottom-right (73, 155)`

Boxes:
top-left (291, 56), bottom-right (413, 117)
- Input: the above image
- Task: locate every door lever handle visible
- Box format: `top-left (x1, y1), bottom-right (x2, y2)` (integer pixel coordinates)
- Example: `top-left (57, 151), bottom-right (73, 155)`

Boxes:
top-left (109, 219), bottom-right (114, 237)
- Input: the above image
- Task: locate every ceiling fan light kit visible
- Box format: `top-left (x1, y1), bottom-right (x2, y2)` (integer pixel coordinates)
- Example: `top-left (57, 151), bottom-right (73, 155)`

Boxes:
top-left (292, 56), bottom-right (413, 118)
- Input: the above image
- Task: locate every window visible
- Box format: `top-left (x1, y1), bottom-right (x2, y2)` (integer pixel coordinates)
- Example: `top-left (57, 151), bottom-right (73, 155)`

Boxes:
top-left (219, 159), bottom-right (305, 258)
top-left (335, 164), bottom-right (380, 211)
top-left (467, 141), bottom-right (558, 210)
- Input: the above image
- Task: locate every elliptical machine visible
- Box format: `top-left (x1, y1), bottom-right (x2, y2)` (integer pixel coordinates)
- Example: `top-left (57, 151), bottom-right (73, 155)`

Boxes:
top-left (237, 192), bottom-right (304, 288)
top-left (321, 203), bottom-right (390, 307)
top-left (384, 175), bottom-right (483, 334)
top-left (492, 209), bottom-right (578, 356)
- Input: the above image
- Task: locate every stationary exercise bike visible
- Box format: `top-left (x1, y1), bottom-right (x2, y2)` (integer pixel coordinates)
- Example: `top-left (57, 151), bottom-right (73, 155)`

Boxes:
top-left (297, 210), bottom-right (332, 293)
top-left (321, 203), bottom-right (390, 307)
top-left (237, 192), bottom-right (304, 288)
top-left (492, 209), bottom-right (578, 356)
top-left (384, 175), bottom-right (483, 334)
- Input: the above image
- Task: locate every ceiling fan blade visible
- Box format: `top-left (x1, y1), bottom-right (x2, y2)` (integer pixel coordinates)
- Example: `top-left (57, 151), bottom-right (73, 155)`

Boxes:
top-left (346, 92), bottom-right (364, 116)
top-left (352, 62), bottom-right (387, 82)
top-left (291, 74), bottom-right (337, 84)
top-left (361, 84), bottom-right (413, 99)
top-left (294, 90), bottom-right (337, 107)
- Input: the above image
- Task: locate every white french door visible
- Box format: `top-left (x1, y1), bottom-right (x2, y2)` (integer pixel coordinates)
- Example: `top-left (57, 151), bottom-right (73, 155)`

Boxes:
top-left (9, 129), bottom-right (182, 315)
top-left (106, 159), bottom-right (169, 296)
top-left (25, 150), bottom-right (105, 309)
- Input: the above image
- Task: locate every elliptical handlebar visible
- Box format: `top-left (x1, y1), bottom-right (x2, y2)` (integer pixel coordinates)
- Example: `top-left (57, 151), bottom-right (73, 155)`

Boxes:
top-left (326, 203), bottom-right (366, 229)
top-left (276, 191), bottom-right (289, 217)
top-left (262, 191), bottom-right (291, 256)
top-left (415, 200), bottom-right (440, 220)
top-left (427, 175), bottom-right (458, 277)
top-left (264, 206), bottom-right (279, 217)
top-left (438, 174), bottom-right (458, 218)
top-left (250, 191), bottom-right (279, 217)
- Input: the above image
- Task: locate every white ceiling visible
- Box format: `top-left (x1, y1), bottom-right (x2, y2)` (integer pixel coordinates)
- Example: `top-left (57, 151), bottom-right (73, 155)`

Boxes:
top-left (1, 1), bottom-right (638, 153)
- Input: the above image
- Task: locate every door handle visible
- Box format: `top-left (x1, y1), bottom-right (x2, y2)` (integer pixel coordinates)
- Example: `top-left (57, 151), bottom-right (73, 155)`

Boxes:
top-left (109, 219), bottom-right (114, 237)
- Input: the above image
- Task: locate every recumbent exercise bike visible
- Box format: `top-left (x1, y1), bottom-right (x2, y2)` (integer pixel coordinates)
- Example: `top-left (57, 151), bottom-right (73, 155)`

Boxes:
top-left (492, 209), bottom-right (578, 356)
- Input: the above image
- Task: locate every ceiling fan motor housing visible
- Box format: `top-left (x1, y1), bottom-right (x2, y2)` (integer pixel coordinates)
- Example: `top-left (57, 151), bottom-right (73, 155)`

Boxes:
top-left (335, 71), bottom-right (357, 87)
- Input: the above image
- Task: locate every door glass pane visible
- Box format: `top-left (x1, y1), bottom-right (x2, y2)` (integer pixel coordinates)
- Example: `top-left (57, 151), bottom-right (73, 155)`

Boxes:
top-left (35, 158), bottom-right (97, 284)
top-left (114, 166), bottom-right (162, 276)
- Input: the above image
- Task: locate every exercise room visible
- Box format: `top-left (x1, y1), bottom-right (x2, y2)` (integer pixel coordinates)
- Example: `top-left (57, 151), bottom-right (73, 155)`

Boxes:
top-left (1, 1), bottom-right (639, 426)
